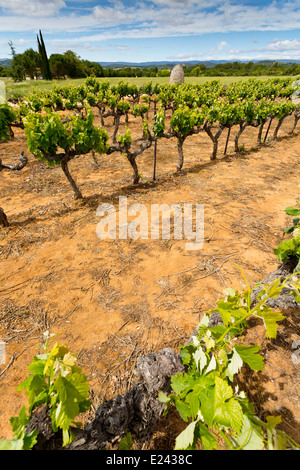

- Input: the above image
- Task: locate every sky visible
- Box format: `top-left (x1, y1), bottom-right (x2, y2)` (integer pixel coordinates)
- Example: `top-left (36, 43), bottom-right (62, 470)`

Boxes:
top-left (1, 0), bottom-right (300, 63)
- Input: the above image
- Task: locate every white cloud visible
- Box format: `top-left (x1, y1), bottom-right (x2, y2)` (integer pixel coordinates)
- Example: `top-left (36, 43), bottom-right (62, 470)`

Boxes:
top-left (150, 0), bottom-right (221, 8)
top-left (92, 5), bottom-right (131, 26)
top-left (218, 41), bottom-right (227, 50)
top-left (50, 40), bottom-right (106, 53)
top-left (0, 0), bottom-right (66, 17)
top-left (0, 0), bottom-right (299, 36)
top-left (166, 40), bottom-right (228, 61)
top-left (0, 2), bottom-right (299, 63)
top-left (266, 39), bottom-right (300, 51)
top-left (115, 45), bottom-right (133, 51)
top-left (228, 37), bottom-right (300, 60)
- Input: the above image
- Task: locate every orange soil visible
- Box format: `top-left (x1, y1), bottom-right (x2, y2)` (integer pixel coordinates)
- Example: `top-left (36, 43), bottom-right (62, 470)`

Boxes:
top-left (0, 109), bottom-right (299, 447)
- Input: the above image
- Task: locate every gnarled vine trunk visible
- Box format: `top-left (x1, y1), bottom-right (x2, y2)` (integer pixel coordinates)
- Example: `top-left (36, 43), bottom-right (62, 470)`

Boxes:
top-left (290, 111), bottom-right (300, 134)
top-left (127, 156), bottom-right (140, 184)
top-left (176, 136), bottom-right (185, 172)
top-left (234, 122), bottom-right (249, 152)
top-left (60, 157), bottom-right (83, 199)
top-left (0, 151), bottom-right (28, 226)
top-left (257, 122), bottom-right (265, 145)
top-left (205, 125), bottom-right (224, 160)
top-left (0, 207), bottom-right (9, 227)
top-left (26, 348), bottom-right (185, 450)
top-left (273, 116), bottom-right (287, 140)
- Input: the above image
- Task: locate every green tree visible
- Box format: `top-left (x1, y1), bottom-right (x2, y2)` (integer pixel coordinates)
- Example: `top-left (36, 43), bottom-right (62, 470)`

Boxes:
top-left (8, 41), bottom-right (25, 82)
top-left (49, 53), bottom-right (69, 79)
top-left (37, 30), bottom-right (52, 80)
top-left (21, 48), bottom-right (41, 80)
top-left (63, 50), bottom-right (87, 78)
top-left (82, 60), bottom-right (104, 77)
top-left (157, 68), bottom-right (170, 77)
top-left (0, 66), bottom-right (10, 77)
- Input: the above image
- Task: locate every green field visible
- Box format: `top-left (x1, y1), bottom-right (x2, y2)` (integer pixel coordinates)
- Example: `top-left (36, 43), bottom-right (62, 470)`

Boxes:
top-left (1, 75), bottom-right (298, 99)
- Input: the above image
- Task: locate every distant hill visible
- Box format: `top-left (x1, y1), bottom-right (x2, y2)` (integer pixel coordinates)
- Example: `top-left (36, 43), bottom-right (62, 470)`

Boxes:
top-left (0, 58), bottom-right (11, 68)
top-left (98, 60), bottom-right (227, 69)
top-left (1, 56), bottom-right (300, 71)
top-left (98, 59), bottom-right (300, 69)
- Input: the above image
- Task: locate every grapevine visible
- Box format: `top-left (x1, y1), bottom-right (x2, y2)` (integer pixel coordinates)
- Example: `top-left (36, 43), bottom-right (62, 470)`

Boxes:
top-left (2, 75), bottom-right (300, 200)
top-left (0, 333), bottom-right (91, 450)
top-left (23, 108), bottom-right (109, 199)
top-left (159, 271), bottom-right (300, 450)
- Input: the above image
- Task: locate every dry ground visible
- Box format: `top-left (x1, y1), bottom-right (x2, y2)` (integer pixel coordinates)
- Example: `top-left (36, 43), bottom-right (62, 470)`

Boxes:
top-left (0, 107), bottom-right (300, 448)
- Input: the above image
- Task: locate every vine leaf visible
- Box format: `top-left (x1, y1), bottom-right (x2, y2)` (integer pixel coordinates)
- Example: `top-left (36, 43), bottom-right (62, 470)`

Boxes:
top-left (235, 345), bottom-right (264, 371)
top-left (235, 415), bottom-right (265, 450)
top-left (258, 310), bottom-right (285, 339)
top-left (174, 420), bottom-right (197, 450)
top-left (193, 346), bottom-right (207, 373)
top-left (227, 348), bottom-right (244, 380)
top-left (213, 377), bottom-right (243, 432)
top-left (196, 422), bottom-right (218, 450)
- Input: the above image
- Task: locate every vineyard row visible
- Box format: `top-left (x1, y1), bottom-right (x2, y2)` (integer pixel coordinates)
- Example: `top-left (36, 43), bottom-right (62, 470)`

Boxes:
top-left (1, 76), bottom-right (300, 200)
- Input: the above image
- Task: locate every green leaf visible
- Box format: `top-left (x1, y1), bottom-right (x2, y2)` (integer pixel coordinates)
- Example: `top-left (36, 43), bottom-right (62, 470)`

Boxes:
top-left (214, 375), bottom-right (233, 403)
top-left (193, 376), bottom-right (215, 427)
top-left (28, 375), bottom-right (48, 406)
top-left (185, 391), bottom-right (200, 420)
top-left (258, 310), bottom-right (285, 338)
top-left (234, 415), bottom-right (265, 450)
top-left (285, 207), bottom-right (300, 216)
top-left (235, 344), bottom-right (264, 371)
top-left (174, 420), bottom-right (197, 450)
top-left (22, 429), bottom-right (38, 450)
top-left (283, 225), bottom-right (297, 235)
top-left (265, 415), bottom-right (282, 449)
top-left (265, 414), bottom-right (282, 429)
top-left (158, 391), bottom-right (170, 403)
top-left (196, 422), bottom-right (218, 450)
top-left (54, 394), bottom-right (77, 425)
top-left (227, 348), bottom-right (244, 381)
top-left (266, 276), bottom-right (284, 299)
top-left (64, 372), bottom-right (90, 402)
top-left (27, 356), bottom-right (47, 375)
top-left (215, 300), bottom-right (232, 326)
top-left (172, 396), bottom-right (191, 422)
top-left (274, 237), bottom-right (300, 262)
top-left (62, 428), bottom-right (76, 447)
top-left (193, 346), bottom-right (207, 373)
top-left (179, 346), bottom-right (191, 365)
top-left (53, 374), bottom-right (87, 438)
top-left (209, 324), bottom-right (227, 340)
top-left (0, 427), bottom-right (37, 451)
top-left (214, 397), bottom-right (244, 432)
top-left (17, 374), bottom-right (48, 407)
top-left (0, 436), bottom-right (25, 450)
top-left (205, 355), bottom-right (217, 375)
top-left (9, 406), bottom-right (29, 437)
top-left (213, 377), bottom-right (243, 432)
top-left (119, 431), bottom-right (133, 450)
top-left (170, 372), bottom-right (193, 395)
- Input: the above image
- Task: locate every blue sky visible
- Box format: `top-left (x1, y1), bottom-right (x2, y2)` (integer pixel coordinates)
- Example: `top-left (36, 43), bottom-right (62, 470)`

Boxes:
top-left (1, 1), bottom-right (300, 63)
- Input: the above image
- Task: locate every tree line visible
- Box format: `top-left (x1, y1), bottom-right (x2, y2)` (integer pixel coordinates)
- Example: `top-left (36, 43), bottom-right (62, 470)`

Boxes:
top-left (184, 60), bottom-right (300, 77)
top-left (0, 48), bottom-right (173, 81)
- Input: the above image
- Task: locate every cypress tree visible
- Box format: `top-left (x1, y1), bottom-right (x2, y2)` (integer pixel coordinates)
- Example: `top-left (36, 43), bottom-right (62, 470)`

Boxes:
top-left (37, 30), bottom-right (52, 80)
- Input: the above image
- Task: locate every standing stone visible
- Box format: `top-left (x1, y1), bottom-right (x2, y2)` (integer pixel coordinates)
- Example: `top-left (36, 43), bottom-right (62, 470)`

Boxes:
top-left (169, 64), bottom-right (185, 85)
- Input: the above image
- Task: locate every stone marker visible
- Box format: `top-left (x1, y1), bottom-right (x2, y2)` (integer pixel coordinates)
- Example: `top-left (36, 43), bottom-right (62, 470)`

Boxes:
top-left (169, 63), bottom-right (184, 85)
